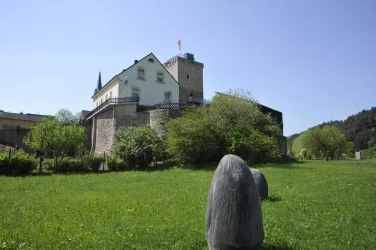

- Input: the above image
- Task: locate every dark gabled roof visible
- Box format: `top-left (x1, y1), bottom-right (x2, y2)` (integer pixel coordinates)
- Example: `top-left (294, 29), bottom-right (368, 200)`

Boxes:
top-left (0, 111), bottom-right (50, 122)
top-left (92, 53), bottom-right (180, 99)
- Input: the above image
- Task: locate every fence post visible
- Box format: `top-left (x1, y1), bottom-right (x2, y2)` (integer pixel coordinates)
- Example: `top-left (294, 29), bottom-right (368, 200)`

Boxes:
top-left (39, 157), bottom-right (43, 174)
top-left (103, 151), bottom-right (106, 171)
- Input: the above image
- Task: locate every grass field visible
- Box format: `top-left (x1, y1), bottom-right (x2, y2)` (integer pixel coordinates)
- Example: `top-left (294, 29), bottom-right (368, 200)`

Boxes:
top-left (0, 160), bottom-right (375, 249)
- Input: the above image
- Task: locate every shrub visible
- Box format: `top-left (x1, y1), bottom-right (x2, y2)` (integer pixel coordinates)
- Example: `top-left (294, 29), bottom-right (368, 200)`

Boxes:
top-left (225, 128), bottom-right (281, 163)
top-left (50, 155), bottom-right (103, 173)
top-left (166, 106), bottom-right (219, 163)
top-left (247, 130), bottom-right (281, 163)
top-left (293, 126), bottom-right (349, 161)
top-left (0, 150), bottom-right (37, 175)
top-left (107, 157), bottom-right (127, 171)
top-left (111, 126), bottom-right (164, 169)
top-left (55, 156), bottom-right (85, 173)
top-left (83, 155), bottom-right (103, 172)
top-left (361, 146), bottom-right (376, 159)
top-left (0, 154), bottom-right (11, 175)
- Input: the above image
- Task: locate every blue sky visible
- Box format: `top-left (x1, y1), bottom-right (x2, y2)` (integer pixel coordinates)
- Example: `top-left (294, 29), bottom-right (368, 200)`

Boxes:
top-left (1, 0), bottom-right (375, 135)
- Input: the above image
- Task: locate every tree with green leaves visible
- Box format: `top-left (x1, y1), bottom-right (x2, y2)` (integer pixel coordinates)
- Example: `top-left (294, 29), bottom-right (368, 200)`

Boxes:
top-left (24, 118), bottom-right (63, 156)
top-left (306, 126), bottom-right (348, 160)
top-left (166, 89), bottom-right (282, 164)
top-left (55, 109), bottom-right (80, 125)
top-left (292, 132), bottom-right (312, 159)
top-left (24, 117), bottom-right (86, 166)
top-left (288, 107), bottom-right (376, 152)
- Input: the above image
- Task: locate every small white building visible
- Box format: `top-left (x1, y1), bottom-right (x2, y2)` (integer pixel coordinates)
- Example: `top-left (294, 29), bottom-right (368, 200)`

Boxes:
top-left (92, 53), bottom-right (180, 108)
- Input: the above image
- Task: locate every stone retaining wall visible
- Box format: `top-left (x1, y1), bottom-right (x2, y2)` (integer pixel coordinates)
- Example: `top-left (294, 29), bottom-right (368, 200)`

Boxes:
top-left (93, 104), bottom-right (181, 155)
top-left (149, 109), bottom-right (182, 136)
top-left (94, 108), bottom-right (114, 154)
top-left (92, 104), bottom-right (286, 155)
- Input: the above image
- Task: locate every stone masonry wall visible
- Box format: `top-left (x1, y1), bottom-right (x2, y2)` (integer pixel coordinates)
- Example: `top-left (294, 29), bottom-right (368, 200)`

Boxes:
top-left (164, 57), bottom-right (204, 103)
top-left (149, 109), bottom-right (182, 136)
top-left (94, 108), bottom-right (114, 155)
top-left (177, 57), bottom-right (203, 103)
top-left (94, 103), bottom-right (150, 154)
top-left (114, 104), bottom-right (149, 130)
top-left (93, 103), bottom-right (183, 154)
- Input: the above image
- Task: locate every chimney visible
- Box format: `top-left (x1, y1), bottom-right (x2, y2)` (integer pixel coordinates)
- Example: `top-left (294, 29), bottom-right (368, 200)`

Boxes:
top-left (134, 60), bottom-right (139, 64)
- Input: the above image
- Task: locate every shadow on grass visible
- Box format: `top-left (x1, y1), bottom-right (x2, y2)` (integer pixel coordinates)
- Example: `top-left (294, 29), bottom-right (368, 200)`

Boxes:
top-left (264, 194), bottom-right (282, 203)
top-left (136, 163), bottom-right (176, 172)
top-left (190, 240), bottom-right (208, 250)
top-left (261, 243), bottom-right (296, 250)
top-left (178, 162), bottom-right (218, 171)
top-left (30, 172), bottom-right (52, 177)
top-left (190, 241), bottom-right (295, 250)
top-left (21, 159), bottom-right (310, 176)
top-left (178, 157), bottom-right (310, 172)
top-left (1, 172), bottom-right (53, 177)
top-left (253, 161), bottom-right (311, 170)
top-left (168, 161), bottom-right (310, 172)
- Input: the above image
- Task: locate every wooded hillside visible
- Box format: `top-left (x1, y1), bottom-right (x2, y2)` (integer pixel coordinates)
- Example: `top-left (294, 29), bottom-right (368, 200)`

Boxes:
top-left (288, 107), bottom-right (376, 151)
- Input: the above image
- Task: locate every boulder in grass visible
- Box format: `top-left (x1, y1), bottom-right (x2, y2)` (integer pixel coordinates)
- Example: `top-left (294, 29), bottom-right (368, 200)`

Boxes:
top-left (250, 169), bottom-right (269, 200)
top-left (205, 154), bottom-right (264, 250)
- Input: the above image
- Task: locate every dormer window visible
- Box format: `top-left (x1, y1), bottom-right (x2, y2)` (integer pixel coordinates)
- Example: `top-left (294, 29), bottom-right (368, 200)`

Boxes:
top-left (138, 68), bottom-right (145, 80)
top-left (156, 72), bottom-right (164, 83)
top-left (148, 58), bottom-right (155, 63)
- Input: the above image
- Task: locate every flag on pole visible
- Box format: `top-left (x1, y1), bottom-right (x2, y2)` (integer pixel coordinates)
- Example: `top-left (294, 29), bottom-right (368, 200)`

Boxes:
top-left (178, 39), bottom-right (182, 52)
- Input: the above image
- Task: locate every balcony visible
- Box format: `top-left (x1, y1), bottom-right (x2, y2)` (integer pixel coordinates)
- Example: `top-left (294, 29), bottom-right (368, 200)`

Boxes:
top-left (86, 97), bottom-right (139, 120)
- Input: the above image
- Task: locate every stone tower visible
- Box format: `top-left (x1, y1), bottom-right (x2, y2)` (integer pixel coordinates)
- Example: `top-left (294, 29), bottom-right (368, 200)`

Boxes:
top-left (164, 53), bottom-right (204, 103)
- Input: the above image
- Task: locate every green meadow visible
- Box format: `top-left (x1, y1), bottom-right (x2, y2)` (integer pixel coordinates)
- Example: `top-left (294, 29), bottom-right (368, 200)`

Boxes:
top-left (0, 160), bottom-right (375, 249)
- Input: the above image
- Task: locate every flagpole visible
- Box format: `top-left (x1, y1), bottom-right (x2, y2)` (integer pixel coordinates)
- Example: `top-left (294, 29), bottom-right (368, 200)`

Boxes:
top-left (178, 39), bottom-right (182, 56)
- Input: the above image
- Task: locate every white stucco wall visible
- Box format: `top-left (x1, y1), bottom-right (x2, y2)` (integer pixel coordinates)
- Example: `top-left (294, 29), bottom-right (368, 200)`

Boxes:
top-left (117, 54), bottom-right (180, 106)
top-left (92, 81), bottom-right (119, 108)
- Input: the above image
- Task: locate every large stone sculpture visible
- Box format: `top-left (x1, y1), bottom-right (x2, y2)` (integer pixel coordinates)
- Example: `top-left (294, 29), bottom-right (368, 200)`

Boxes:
top-left (250, 169), bottom-right (269, 200)
top-left (205, 154), bottom-right (264, 250)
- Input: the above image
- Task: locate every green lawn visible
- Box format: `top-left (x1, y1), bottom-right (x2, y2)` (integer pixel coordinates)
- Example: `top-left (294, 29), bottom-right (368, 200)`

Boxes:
top-left (0, 160), bottom-right (375, 249)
